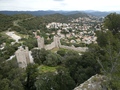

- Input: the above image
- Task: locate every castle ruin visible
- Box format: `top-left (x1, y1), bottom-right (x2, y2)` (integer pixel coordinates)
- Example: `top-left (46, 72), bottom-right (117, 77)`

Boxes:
top-left (37, 36), bottom-right (61, 50)
top-left (37, 36), bottom-right (88, 52)
top-left (15, 46), bottom-right (33, 68)
top-left (37, 36), bottom-right (45, 49)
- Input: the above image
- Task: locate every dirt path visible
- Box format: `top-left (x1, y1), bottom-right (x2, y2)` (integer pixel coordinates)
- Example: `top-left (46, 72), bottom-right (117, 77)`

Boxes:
top-left (6, 31), bottom-right (21, 42)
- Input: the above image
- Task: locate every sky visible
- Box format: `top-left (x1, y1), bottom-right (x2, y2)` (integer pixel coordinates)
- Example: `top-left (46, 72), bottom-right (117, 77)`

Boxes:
top-left (0, 0), bottom-right (120, 11)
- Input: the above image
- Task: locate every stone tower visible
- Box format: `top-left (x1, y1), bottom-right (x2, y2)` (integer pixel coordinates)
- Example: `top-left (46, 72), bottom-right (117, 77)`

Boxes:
top-left (54, 36), bottom-right (61, 48)
top-left (15, 46), bottom-right (31, 68)
top-left (37, 36), bottom-right (45, 49)
top-left (24, 47), bottom-right (30, 64)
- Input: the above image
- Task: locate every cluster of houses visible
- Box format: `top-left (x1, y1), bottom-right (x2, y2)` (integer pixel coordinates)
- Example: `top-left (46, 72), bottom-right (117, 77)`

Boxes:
top-left (46, 16), bottom-right (101, 45)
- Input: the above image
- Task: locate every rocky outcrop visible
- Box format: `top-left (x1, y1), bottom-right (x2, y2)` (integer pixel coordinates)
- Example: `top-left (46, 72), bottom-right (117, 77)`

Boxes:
top-left (74, 74), bottom-right (106, 90)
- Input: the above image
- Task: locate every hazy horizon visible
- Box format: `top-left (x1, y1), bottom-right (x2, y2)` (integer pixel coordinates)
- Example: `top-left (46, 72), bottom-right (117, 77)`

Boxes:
top-left (0, 10), bottom-right (119, 12)
top-left (0, 0), bottom-right (120, 11)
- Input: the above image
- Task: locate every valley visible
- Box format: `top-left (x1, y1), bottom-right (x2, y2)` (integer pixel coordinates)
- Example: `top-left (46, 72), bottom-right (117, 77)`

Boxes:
top-left (0, 11), bottom-right (120, 90)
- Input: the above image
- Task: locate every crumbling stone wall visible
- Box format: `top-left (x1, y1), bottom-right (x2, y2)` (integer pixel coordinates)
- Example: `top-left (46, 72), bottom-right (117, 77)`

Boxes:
top-left (15, 47), bottom-right (32, 68)
top-left (45, 42), bottom-right (56, 50)
top-left (37, 36), bottom-right (88, 52)
top-left (60, 45), bottom-right (88, 52)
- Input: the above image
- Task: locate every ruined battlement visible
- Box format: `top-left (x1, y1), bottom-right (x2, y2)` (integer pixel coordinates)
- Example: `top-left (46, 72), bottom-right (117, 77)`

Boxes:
top-left (37, 36), bottom-right (88, 52)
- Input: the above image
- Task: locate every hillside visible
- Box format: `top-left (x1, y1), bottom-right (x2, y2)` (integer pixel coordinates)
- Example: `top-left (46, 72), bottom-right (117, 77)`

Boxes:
top-left (1, 12), bottom-right (120, 90)
top-left (18, 13), bottom-right (69, 31)
top-left (0, 10), bottom-right (114, 17)
top-left (0, 14), bottom-right (14, 31)
top-left (67, 12), bottom-right (89, 19)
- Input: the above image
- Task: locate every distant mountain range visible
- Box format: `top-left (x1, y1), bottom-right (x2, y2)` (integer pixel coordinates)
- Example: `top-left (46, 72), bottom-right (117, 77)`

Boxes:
top-left (0, 10), bottom-right (119, 17)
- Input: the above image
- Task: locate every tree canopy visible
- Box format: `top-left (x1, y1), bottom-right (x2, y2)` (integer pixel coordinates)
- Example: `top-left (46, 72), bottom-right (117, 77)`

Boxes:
top-left (104, 13), bottom-right (120, 34)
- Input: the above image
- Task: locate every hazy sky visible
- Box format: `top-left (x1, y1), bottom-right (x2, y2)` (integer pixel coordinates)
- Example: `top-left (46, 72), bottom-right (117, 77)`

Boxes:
top-left (0, 0), bottom-right (120, 11)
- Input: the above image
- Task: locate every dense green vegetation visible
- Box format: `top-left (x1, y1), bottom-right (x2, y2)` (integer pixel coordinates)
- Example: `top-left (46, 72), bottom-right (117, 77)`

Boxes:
top-left (0, 48), bottom-right (101, 90)
top-left (92, 30), bottom-right (120, 89)
top-left (30, 48), bottom-right (101, 89)
top-left (89, 13), bottom-right (120, 89)
top-left (104, 13), bottom-right (120, 34)
top-left (0, 14), bottom-right (33, 31)
top-left (0, 58), bottom-right (25, 90)
top-left (19, 14), bottom-right (69, 31)
top-left (68, 12), bottom-right (89, 19)
top-left (0, 33), bottom-right (21, 59)
top-left (0, 14), bottom-right (14, 31)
